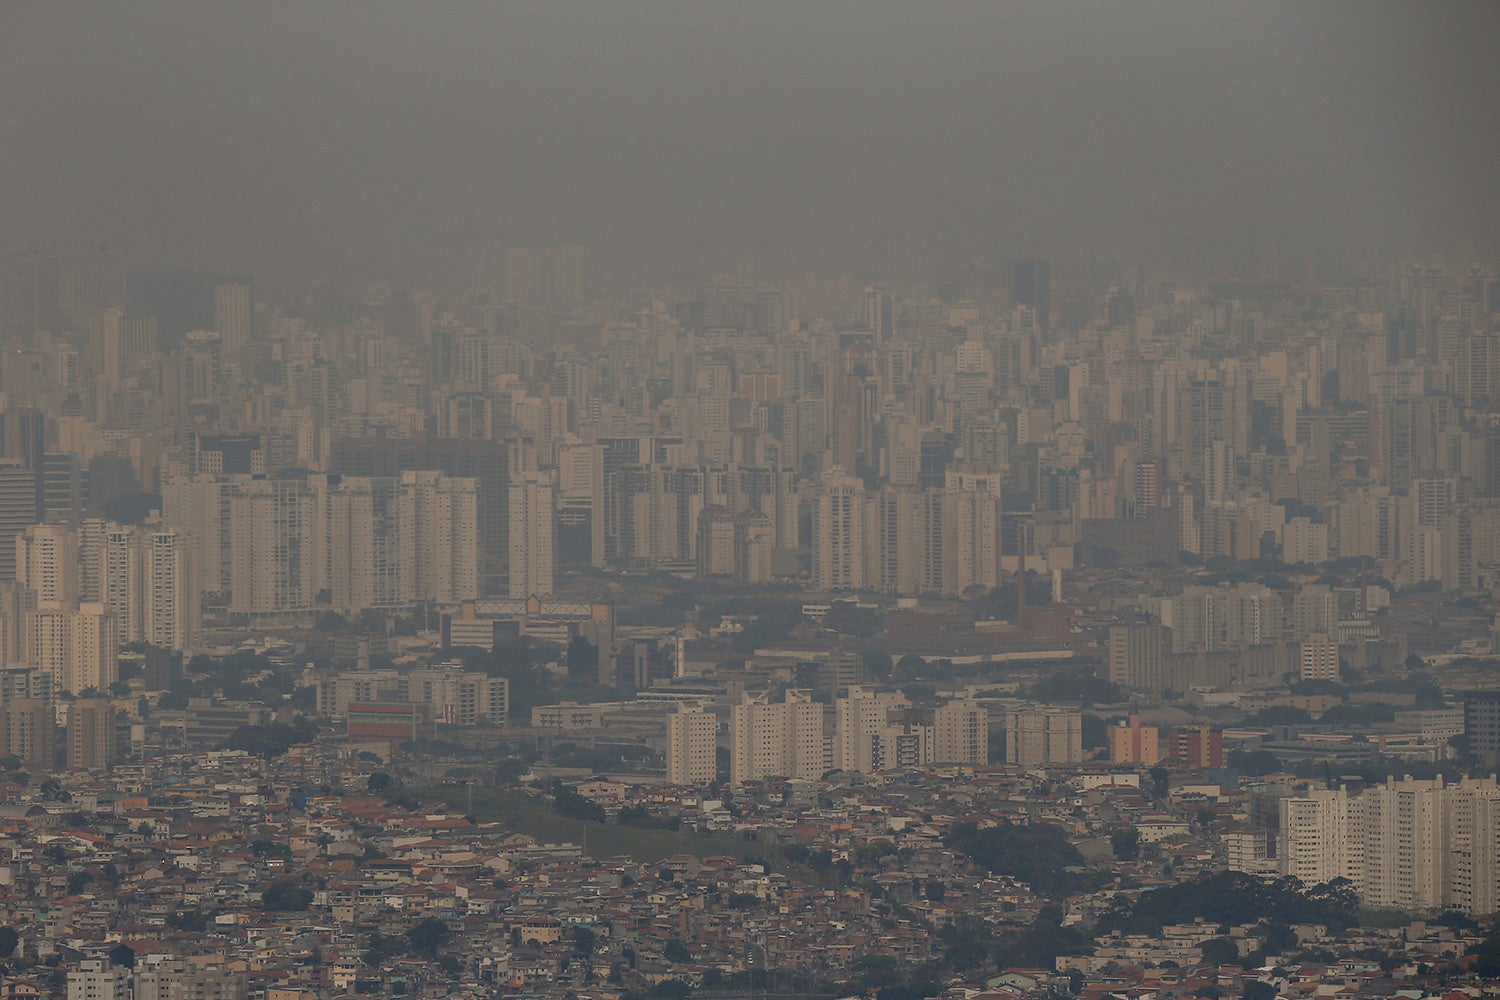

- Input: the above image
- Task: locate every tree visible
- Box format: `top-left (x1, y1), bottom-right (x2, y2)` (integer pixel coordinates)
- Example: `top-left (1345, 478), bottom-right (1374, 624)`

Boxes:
top-left (1199, 937), bottom-right (1240, 966)
top-left (572, 926), bottom-right (596, 955)
top-left (108, 943), bottom-right (135, 968)
top-left (262, 880), bottom-right (313, 911)
top-left (406, 917), bottom-right (450, 956)
top-left (367, 772), bottom-right (393, 795)
top-left (944, 822), bottom-right (1095, 895)
top-left (663, 939), bottom-right (691, 963)
top-left (565, 635), bottom-right (599, 680)
top-left (1110, 827), bottom-right (1141, 861)
top-left (1467, 927), bottom-right (1500, 978)
top-left (0, 926), bottom-right (17, 959)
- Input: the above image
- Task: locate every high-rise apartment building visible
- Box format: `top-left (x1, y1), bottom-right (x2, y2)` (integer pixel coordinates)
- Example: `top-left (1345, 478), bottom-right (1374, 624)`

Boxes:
top-left (16, 523), bottom-right (78, 608)
top-left (66, 697), bottom-right (117, 770)
top-left (508, 470), bottom-right (557, 599)
top-left (730, 690), bottom-right (826, 786)
top-left (1108, 714), bottom-right (1161, 764)
top-left (1279, 777), bottom-right (1500, 915)
top-left (228, 477), bottom-right (317, 615)
top-left (933, 699), bottom-right (989, 764)
top-left (1167, 725), bottom-right (1224, 769)
top-left (67, 960), bottom-right (131, 1000)
top-left (397, 470), bottom-right (480, 604)
top-left (812, 468), bottom-right (866, 591)
top-left (666, 707), bottom-right (717, 786)
top-left (1299, 632), bottom-right (1339, 682)
top-left (1010, 259), bottom-right (1050, 335)
top-left (942, 467), bottom-right (1003, 596)
top-left (134, 958), bottom-right (246, 1000)
top-left (0, 698), bottom-right (55, 766)
top-left (1005, 708), bottom-right (1083, 766)
top-left (316, 474), bottom-right (403, 612)
top-left (833, 686), bottom-right (910, 774)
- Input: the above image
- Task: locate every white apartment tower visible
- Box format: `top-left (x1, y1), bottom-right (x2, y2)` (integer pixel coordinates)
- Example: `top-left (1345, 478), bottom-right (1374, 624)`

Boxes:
top-left (666, 707), bottom-right (717, 786)
top-left (813, 468), bottom-right (866, 591)
top-left (1005, 708), bottom-right (1084, 766)
top-left (1278, 777), bottom-right (1500, 916)
top-left (730, 689), bottom-right (826, 786)
top-left (1299, 632), bottom-right (1339, 682)
top-left (508, 470), bottom-right (557, 599)
top-left (398, 470), bottom-right (479, 604)
top-left (833, 686), bottom-right (910, 773)
top-left (16, 523), bottom-right (78, 608)
top-left (934, 699), bottom-right (989, 764)
top-left (942, 468), bottom-right (1003, 596)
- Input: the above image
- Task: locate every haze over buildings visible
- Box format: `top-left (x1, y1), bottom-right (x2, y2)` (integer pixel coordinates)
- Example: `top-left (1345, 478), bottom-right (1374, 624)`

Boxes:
top-left (2, 4), bottom-right (1500, 993)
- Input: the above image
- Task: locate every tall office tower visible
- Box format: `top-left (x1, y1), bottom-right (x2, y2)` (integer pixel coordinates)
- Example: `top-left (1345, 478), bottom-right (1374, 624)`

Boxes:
top-left (1010, 259), bottom-right (1050, 335)
top-left (508, 470), bottom-right (557, 599)
top-left (1, 249), bottom-right (62, 339)
top-left (507, 246), bottom-right (584, 308)
top-left (40, 452), bottom-right (86, 524)
top-left (1299, 632), bottom-right (1339, 682)
top-left (397, 470), bottom-right (480, 603)
top-left (0, 698), bottom-right (54, 767)
top-left (942, 467), bottom-right (1003, 596)
top-left (812, 468), bottom-right (867, 591)
top-left (15, 523), bottom-right (78, 608)
top-left (228, 478), bottom-right (317, 616)
top-left (0, 581), bottom-right (31, 667)
top-left (66, 697), bottom-right (117, 770)
top-left (934, 699), bottom-right (989, 764)
top-left (126, 271), bottom-right (250, 352)
top-left (1464, 690), bottom-right (1500, 770)
top-left (833, 687), bottom-right (909, 773)
top-left (666, 707), bottom-right (717, 786)
top-left (1005, 708), bottom-right (1083, 766)
top-left (865, 286), bottom-right (893, 341)
top-left (734, 510), bottom-right (773, 583)
top-left (213, 280), bottom-right (252, 359)
top-left (317, 475), bottom-right (402, 613)
top-left (695, 505), bottom-right (736, 577)
top-left (93, 306), bottom-right (127, 393)
top-left (729, 690), bottom-right (826, 786)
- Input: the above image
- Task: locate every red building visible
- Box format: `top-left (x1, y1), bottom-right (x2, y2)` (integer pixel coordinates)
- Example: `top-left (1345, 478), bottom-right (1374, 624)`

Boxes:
top-left (346, 702), bottom-right (436, 743)
top-left (1167, 725), bottom-right (1224, 769)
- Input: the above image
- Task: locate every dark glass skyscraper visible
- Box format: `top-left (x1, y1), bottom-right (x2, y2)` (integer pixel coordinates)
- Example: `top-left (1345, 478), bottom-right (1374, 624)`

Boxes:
top-left (1010, 259), bottom-right (1051, 334)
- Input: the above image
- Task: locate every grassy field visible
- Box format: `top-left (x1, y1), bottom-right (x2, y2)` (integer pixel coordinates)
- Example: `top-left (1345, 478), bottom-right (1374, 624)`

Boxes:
top-left (422, 784), bottom-right (813, 878)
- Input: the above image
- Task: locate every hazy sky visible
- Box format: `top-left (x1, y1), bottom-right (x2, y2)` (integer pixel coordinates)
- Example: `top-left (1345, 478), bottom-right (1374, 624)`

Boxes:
top-left (3, 1), bottom-right (1498, 287)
